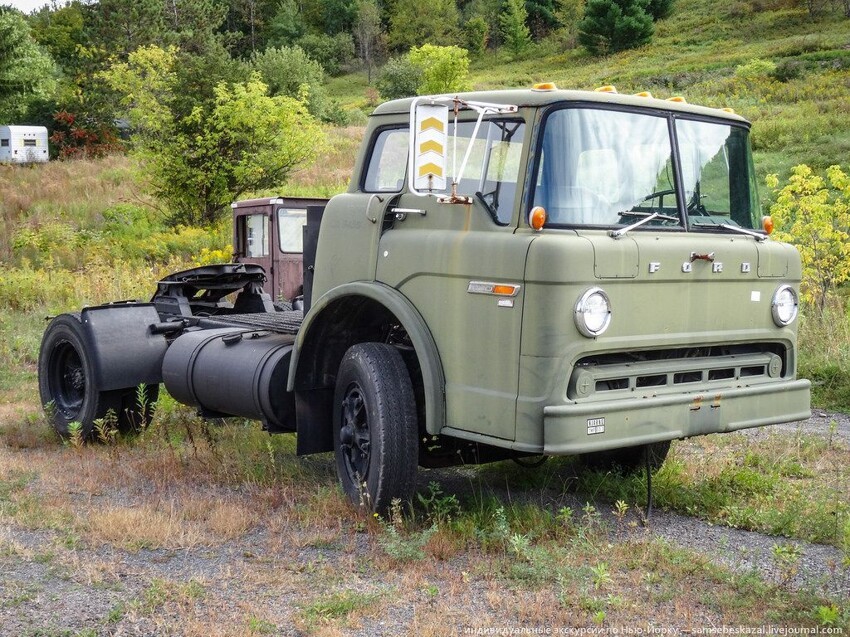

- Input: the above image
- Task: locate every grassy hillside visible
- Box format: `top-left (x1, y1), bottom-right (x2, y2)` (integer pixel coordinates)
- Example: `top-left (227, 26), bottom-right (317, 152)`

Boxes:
top-left (330, 0), bottom-right (850, 180)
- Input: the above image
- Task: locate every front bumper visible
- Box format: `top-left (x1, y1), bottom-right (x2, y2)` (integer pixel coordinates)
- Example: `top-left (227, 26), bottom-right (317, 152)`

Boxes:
top-left (542, 378), bottom-right (811, 455)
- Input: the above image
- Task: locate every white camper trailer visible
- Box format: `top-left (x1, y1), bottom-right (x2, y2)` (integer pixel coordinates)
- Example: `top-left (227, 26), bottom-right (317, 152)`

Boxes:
top-left (0, 126), bottom-right (49, 164)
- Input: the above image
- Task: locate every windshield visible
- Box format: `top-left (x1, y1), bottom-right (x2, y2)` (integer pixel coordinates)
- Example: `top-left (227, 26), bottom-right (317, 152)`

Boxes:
top-left (677, 119), bottom-right (760, 230)
top-left (533, 108), bottom-right (759, 233)
top-left (535, 108), bottom-right (681, 229)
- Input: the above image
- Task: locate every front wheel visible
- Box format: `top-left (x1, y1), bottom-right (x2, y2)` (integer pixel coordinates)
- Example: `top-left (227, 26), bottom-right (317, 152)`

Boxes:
top-left (333, 343), bottom-right (418, 512)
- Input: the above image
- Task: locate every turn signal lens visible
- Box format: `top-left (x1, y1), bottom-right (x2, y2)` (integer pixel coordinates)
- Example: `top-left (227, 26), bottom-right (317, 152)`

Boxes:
top-left (595, 85), bottom-right (618, 93)
top-left (530, 206), bottom-right (547, 231)
top-left (762, 215), bottom-right (774, 234)
top-left (492, 284), bottom-right (518, 296)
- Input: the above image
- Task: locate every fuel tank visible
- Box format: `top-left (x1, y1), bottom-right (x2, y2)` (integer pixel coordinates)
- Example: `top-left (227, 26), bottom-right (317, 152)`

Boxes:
top-left (162, 328), bottom-right (295, 431)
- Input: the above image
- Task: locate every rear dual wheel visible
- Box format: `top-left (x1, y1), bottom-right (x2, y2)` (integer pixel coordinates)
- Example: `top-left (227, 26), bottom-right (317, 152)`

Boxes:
top-left (38, 314), bottom-right (158, 440)
top-left (333, 343), bottom-right (418, 512)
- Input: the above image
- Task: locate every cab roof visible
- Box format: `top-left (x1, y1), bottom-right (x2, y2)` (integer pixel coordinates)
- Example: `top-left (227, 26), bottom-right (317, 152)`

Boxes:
top-left (371, 88), bottom-right (749, 125)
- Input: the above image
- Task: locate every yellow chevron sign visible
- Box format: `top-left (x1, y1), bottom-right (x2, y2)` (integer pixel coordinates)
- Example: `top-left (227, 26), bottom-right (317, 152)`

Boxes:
top-left (418, 162), bottom-right (443, 178)
top-left (420, 117), bottom-right (445, 133)
top-left (419, 139), bottom-right (444, 154)
top-left (414, 104), bottom-right (448, 191)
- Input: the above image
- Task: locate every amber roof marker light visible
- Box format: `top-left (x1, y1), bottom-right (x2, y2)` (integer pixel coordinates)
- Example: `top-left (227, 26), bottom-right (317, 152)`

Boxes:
top-left (762, 216), bottom-right (775, 235)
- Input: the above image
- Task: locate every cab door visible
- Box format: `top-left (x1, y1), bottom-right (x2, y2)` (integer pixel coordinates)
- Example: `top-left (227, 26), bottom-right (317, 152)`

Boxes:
top-left (234, 207), bottom-right (274, 295)
top-left (374, 118), bottom-right (531, 442)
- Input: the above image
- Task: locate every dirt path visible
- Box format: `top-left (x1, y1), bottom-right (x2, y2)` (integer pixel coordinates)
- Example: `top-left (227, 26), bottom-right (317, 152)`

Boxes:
top-left (0, 414), bottom-right (847, 635)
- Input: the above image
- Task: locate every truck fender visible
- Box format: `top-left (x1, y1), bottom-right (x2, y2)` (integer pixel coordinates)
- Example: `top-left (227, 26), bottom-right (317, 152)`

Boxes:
top-left (288, 282), bottom-right (446, 450)
top-left (77, 303), bottom-right (168, 391)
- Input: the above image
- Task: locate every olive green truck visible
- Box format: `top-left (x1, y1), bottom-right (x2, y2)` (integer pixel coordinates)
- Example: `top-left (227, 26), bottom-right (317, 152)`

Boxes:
top-left (38, 87), bottom-right (811, 511)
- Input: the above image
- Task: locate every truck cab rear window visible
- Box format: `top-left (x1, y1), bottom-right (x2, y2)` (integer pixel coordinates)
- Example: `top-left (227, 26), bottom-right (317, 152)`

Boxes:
top-left (23, 139), bottom-right (36, 147)
top-left (277, 208), bottom-right (307, 253)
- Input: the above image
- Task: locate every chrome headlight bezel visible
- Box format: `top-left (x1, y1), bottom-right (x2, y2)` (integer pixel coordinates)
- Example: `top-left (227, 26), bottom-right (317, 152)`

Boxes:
top-left (771, 284), bottom-right (798, 326)
top-left (574, 287), bottom-right (612, 338)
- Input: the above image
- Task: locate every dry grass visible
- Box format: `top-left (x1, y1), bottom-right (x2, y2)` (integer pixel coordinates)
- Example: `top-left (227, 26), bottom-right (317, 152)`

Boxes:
top-left (0, 401), bottom-right (846, 632)
top-left (0, 155), bottom-right (141, 261)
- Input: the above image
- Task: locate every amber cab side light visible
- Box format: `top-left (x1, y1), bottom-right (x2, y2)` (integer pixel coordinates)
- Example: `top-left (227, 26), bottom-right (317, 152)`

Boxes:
top-left (762, 216), bottom-right (775, 234)
top-left (594, 85), bottom-right (618, 93)
top-left (533, 82), bottom-right (557, 90)
top-left (530, 206), bottom-right (547, 231)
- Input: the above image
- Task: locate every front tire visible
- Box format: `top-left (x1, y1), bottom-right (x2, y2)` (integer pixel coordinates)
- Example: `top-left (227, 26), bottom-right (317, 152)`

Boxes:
top-left (333, 343), bottom-right (418, 512)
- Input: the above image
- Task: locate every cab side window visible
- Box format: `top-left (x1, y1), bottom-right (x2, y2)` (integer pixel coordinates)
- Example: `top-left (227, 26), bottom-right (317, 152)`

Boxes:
top-left (363, 128), bottom-right (408, 192)
top-left (238, 214), bottom-right (269, 257)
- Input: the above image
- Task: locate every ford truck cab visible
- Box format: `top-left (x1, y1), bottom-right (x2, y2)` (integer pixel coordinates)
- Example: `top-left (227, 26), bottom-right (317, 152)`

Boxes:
top-left (38, 87), bottom-right (811, 513)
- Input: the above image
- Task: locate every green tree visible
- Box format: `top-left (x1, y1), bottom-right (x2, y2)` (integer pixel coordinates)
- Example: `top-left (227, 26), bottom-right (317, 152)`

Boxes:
top-left (375, 56), bottom-right (421, 100)
top-left (408, 44), bottom-right (470, 95)
top-left (354, 0), bottom-right (383, 82)
top-left (265, 0), bottom-right (305, 47)
top-left (103, 46), bottom-right (323, 225)
top-left (578, 0), bottom-right (654, 55)
top-left (500, 0), bottom-right (532, 56)
top-left (526, 0), bottom-right (560, 37)
top-left (251, 45), bottom-right (326, 117)
top-left (464, 15), bottom-right (489, 55)
top-left (555, 0), bottom-right (585, 47)
top-left (87, 0), bottom-right (167, 59)
top-left (319, 0), bottom-right (358, 35)
top-left (388, 0), bottom-right (460, 51)
top-left (464, 0), bottom-right (502, 52)
top-left (0, 9), bottom-right (57, 122)
top-left (28, 2), bottom-right (87, 74)
top-left (767, 165), bottom-right (850, 312)
top-left (297, 32), bottom-right (355, 76)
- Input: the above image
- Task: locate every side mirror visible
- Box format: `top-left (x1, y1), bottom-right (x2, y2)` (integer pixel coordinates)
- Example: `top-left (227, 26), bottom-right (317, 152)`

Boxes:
top-left (410, 102), bottom-right (448, 193)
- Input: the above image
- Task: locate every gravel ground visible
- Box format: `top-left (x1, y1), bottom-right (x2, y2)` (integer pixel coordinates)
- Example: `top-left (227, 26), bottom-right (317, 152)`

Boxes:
top-left (0, 413), bottom-right (847, 635)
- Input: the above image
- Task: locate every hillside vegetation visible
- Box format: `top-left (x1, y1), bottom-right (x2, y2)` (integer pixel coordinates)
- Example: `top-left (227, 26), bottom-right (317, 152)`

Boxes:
top-left (1, 0), bottom-right (850, 409)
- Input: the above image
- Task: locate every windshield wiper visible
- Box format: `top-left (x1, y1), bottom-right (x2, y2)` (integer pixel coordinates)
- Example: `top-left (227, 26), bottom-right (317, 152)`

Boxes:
top-left (610, 211), bottom-right (678, 239)
top-left (475, 191), bottom-right (499, 223)
top-left (692, 222), bottom-right (767, 242)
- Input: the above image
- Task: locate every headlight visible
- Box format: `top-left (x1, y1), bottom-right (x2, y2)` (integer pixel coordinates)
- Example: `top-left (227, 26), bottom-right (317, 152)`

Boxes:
top-left (574, 288), bottom-right (611, 337)
top-left (771, 285), bottom-right (798, 326)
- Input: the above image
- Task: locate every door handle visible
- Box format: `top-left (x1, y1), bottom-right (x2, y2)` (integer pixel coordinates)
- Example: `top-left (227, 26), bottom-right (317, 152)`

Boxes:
top-left (391, 207), bottom-right (426, 221)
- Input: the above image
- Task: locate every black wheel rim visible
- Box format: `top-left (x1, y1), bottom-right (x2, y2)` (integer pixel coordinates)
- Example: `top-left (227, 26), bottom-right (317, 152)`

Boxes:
top-left (49, 340), bottom-right (85, 419)
top-left (339, 383), bottom-right (371, 486)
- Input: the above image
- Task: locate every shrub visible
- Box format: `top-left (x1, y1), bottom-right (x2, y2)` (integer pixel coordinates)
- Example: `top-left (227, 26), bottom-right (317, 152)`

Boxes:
top-left (767, 164), bottom-right (850, 311)
top-left (251, 46), bottom-right (327, 118)
top-left (735, 57), bottom-right (777, 79)
top-left (376, 57), bottom-right (422, 101)
top-left (297, 32), bottom-right (355, 76)
top-left (408, 44), bottom-right (471, 95)
top-left (49, 111), bottom-right (123, 160)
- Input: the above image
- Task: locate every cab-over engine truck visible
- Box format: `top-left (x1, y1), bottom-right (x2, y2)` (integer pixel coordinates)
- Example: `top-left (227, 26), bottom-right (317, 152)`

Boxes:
top-left (38, 87), bottom-right (811, 511)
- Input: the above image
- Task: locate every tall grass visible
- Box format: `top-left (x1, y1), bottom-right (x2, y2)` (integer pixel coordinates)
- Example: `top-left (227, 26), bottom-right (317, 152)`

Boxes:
top-left (798, 303), bottom-right (850, 411)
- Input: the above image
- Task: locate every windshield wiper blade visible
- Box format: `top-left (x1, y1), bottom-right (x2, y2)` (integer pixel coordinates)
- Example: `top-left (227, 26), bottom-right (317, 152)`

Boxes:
top-left (692, 222), bottom-right (767, 242)
top-left (610, 211), bottom-right (678, 239)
